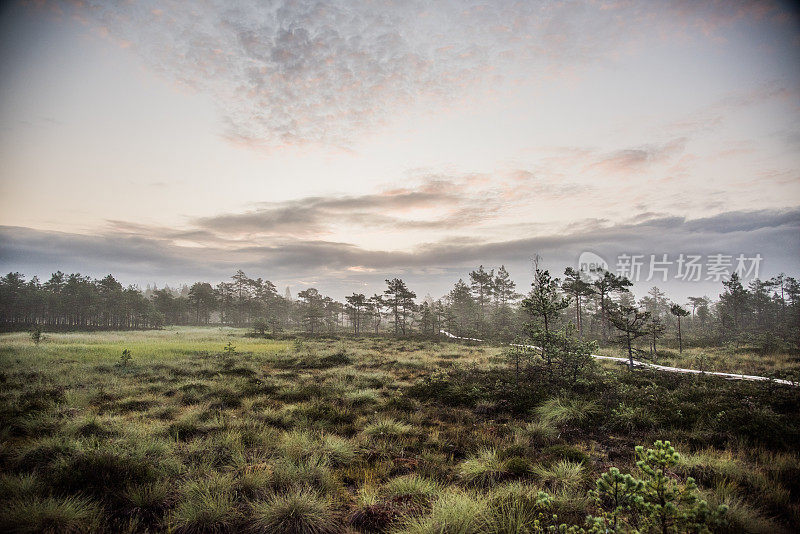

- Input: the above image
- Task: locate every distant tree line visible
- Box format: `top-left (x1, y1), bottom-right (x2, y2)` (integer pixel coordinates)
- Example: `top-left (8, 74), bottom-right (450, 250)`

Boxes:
top-left (1, 265), bottom-right (798, 353)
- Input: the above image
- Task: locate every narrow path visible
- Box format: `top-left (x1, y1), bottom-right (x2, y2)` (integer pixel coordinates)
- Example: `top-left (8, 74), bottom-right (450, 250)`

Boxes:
top-left (439, 330), bottom-right (797, 387)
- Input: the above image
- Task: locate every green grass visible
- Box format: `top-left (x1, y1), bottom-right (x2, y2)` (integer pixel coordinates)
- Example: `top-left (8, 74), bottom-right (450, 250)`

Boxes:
top-left (0, 327), bottom-right (797, 533)
top-left (248, 489), bottom-right (337, 534)
top-left (0, 495), bottom-right (104, 534)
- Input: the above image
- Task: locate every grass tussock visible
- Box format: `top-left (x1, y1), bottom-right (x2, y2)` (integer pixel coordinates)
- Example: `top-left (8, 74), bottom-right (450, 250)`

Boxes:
top-left (248, 489), bottom-right (338, 534)
top-left (0, 495), bottom-right (104, 534)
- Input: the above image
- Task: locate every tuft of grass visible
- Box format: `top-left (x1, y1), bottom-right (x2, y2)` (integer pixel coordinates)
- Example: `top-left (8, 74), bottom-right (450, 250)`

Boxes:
top-left (237, 464), bottom-right (272, 499)
top-left (271, 457), bottom-right (340, 496)
top-left (124, 480), bottom-right (173, 523)
top-left (362, 417), bottom-right (413, 440)
top-left (534, 397), bottom-right (600, 428)
top-left (514, 420), bottom-right (558, 446)
top-left (542, 444), bottom-right (590, 465)
top-left (169, 474), bottom-right (239, 534)
top-left (0, 473), bottom-right (40, 501)
top-left (345, 388), bottom-right (380, 406)
top-left (279, 430), bottom-right (318, 462)
top-left (534, 459), bottom-right (585, 492)
top-left (458, 448), bottom-right (507, 486)
top-left (394, 489), bottom-right (488, 534)
top-left (502, 456), bottom-right (531, 477)
top-left (320, 434), bottom-right (356, 467)
top-left (47, 442), bottom-right (171, 499)
top-left (384, 474), bottom-right (440, 507)
top-left (704, 481), bottom-right (779, 534)
top-left (482, 483), bottom-right (552, 534)
top-left (248, 488), bottom-right (338, 534)
top-left (14, 436), bottom-right (80, 472)
top-left (0, 495), bottom-right (104, 534)
top-left (278, 430), bottom-right (355, 467)
top-left (70, 416), bottom-right (118, 438)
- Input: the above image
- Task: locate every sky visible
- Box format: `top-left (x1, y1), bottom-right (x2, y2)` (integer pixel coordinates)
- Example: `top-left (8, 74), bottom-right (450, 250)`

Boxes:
top-left (0, 0), bottom-right (799, 302)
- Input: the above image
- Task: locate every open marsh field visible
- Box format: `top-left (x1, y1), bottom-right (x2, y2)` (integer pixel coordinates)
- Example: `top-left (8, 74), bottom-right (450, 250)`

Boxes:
top-left (1, 327), bottom-right (799, 533)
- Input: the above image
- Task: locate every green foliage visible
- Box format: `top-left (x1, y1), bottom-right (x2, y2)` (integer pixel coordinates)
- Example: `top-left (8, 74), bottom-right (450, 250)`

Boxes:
top-left (251, 318), bottom-right (269, 336)
top-left (0, 495), bottom-right (104, 534)
top-left (29, 325), bottom-right (42, 344)
top-left (169, 474), bottom-right (239, 533)
top-left (248, 489), bottom-right (337, 534)
top-left (362, 417), bottom-right (413, 440)
top-left (394, 489), bottom-right (488, 534)
top-left (459, 448), bottom-right (508, 486)
top-left (503, 456), bottom-right (532, 477)
top-left (586, 441), bottom-right (728, 533)
top-left (483, 485), bottom-right (556, 534)
top-left (535, 397), bottom-right (601, 429)
top-left (119, 348), bottom-right (132, 367)
top-left (385, 474), bottom-right (441, 507)
top-left (406, 368), bottom-right (489, 407)
top-left (0, 331), bottom-right (796, 533)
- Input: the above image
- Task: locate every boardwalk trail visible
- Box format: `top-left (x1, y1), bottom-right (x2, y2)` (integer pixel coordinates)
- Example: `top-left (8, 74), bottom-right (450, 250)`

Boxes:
top-left (439, 330), bottom-right (797, 387)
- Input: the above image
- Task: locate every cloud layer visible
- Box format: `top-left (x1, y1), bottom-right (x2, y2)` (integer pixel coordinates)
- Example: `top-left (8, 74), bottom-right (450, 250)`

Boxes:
top-left (2, 207), bottom-right (797, 299)
top-left (56, 0), bottom-right (795, 147)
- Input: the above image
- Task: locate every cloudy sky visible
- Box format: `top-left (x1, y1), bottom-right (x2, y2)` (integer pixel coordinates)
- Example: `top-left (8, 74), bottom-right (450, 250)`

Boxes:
top-left (0, 0), bottom-right (799, 300)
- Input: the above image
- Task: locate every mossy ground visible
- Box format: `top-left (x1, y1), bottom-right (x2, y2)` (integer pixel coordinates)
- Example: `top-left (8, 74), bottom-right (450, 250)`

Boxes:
top-left (1, 327), bottom-right (798, 532)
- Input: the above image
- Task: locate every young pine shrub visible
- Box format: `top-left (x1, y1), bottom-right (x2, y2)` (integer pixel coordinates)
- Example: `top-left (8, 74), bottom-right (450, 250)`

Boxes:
top-left (586, 441), bottom-right (728, 534)
top-left (458, 448), bottom-right (508, 486)
top-left (0, 495), bottom-right (104, 534)
top-left (248, 488), bottom-right (338, 534)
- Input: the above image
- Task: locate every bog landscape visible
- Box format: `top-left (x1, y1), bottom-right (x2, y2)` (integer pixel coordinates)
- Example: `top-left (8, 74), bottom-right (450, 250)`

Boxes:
top-left (1, 267), bottom-right (799, 533)
top-left (1, 1), bottom-right (799, 533)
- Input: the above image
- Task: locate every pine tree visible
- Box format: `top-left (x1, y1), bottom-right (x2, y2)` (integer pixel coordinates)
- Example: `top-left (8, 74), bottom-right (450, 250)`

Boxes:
top-left (670, 303), bottom-right (690, 353)
top-left (609, 305), bottom-right (650, 369)
top-left (522, 263), bottom-right (569, 369)
top-left (563, 267), bottom-right (593, 339)
top-left (469, 265), bottom-right (494, 334)
top-left (592, 270), bottom-right (633, 342)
